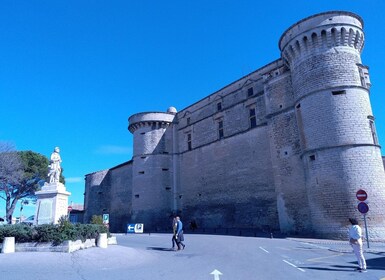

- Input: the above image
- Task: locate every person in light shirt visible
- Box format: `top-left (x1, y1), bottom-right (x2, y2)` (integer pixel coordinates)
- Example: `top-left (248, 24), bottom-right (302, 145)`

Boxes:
top-left (348, 218), bottom-right (367, 272)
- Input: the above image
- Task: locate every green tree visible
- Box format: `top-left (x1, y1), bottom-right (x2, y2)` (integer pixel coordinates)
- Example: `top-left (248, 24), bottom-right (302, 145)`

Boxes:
top-left (0, 144), bottom-right (64, 224)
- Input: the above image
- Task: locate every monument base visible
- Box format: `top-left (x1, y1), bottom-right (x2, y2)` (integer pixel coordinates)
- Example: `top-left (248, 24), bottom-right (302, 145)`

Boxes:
top-left (34, 182), bottom-right (71, 225)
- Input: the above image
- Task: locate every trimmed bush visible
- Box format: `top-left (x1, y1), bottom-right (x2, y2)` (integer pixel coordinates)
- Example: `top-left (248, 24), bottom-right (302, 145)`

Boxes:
top-left (0, 224), bottom-right (33, 243)
top-left (0, 219), bottom-right (109, 245)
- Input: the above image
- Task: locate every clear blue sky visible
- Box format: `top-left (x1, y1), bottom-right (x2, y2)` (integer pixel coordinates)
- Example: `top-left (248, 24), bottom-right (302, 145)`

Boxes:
top-left (1, 1), bottom-right (384, 218)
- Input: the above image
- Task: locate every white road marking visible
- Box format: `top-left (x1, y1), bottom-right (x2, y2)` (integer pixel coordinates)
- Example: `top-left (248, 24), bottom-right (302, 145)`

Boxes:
top-left (259, 246), bottom-right (270, 253)
top-left (283, 260), bottom-right (306, 272)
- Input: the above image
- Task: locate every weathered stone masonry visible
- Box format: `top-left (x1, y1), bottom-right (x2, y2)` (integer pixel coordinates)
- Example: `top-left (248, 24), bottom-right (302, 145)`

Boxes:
top-left (84, 11), bottom-right (385, 239)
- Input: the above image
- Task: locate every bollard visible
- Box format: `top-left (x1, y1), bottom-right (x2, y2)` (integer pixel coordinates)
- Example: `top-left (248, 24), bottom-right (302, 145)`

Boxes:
top-left (2, 237), bottom-right (15, 254)
top-left (97, 233), bottom-right (108, 248)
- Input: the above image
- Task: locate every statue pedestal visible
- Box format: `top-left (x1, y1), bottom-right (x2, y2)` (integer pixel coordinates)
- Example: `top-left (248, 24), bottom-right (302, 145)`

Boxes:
top-left (34, 182), bottom-right (71, 225)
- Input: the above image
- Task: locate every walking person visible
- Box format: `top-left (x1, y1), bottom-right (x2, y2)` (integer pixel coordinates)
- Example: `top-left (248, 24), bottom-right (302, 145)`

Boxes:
top-left (171, 216), bottom-right (178, 250)
top-left (175, 216), bottom-right (185, 250)
top-left (348, 218), bottom-right (367, 272)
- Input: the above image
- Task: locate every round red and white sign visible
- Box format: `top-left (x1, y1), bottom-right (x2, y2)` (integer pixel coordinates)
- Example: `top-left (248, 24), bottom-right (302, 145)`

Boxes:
top-left (356, 189), bottom-right (367, 202)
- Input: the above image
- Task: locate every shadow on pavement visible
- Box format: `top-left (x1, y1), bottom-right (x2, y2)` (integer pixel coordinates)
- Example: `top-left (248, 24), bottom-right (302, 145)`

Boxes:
top-left (366, 256), bottom-right (385, 270)
top-left (147, 247), bottom-right (175, 251)
top-left (301, 267), bottom-right (355, 272)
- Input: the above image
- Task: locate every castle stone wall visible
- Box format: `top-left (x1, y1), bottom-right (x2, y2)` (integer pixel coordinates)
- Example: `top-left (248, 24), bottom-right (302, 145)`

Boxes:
top-left (84, 170), bottom-right (110, 224)
top-left (83, 162), bottom-right (133, 232)
top-left (108, 163), bottom-right (133, 232)
top-left (83, 11), bottom-right (385, 239)
top-left (179, 126), bottom-right (277, 231)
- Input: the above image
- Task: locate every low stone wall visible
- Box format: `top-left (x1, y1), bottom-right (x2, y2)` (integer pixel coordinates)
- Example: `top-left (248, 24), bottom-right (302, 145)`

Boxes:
top-left (1, 236), bottom-right (117, 253)
top-left (15, 239), bottom-right (96, 253)
top-left (0, 239), bottom-right (95, 253)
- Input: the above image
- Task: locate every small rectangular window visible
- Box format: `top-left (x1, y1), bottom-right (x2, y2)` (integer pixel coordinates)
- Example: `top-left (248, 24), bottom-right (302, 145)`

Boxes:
top-left (248, 87), bottom-right (254, 97)
top-left (309, 155), bottom-right (316, 161)
top-left (249, 108), bottom-right (257, 128)
top-left (358, 67), bottom-right (367, 87)
top-left (138, 171), bottom-right (145, 174)
top-left (217, 102), bottom-right (222, 111)
top-left (218, 120), bottom-right (224, 139)
top-left (187, 117), bottom-right (190, 125)
top-left (332, 90), bottom-right (346, 95)
top-left (135, 194), bottom-right (139, 198)
top-left (162, 168), bottom-right (169, 171)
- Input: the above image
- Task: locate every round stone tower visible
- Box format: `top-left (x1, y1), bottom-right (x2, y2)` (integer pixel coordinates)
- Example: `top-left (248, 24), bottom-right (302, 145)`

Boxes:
top-left (279, 11), bottom-right (385, 239)
top-left (128, 107), bottom-right (177, 230)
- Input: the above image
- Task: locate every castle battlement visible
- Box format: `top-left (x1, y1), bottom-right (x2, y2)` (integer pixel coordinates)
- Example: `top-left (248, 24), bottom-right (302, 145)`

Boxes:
top-left (280, 11), bottom-right (364, 66)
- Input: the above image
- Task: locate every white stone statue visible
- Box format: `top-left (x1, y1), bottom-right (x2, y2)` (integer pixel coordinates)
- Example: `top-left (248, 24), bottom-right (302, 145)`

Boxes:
top-left (48, 147), bottom-right (62, 184)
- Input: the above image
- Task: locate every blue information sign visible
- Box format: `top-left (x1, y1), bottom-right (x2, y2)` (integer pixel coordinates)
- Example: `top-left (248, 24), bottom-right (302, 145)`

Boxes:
top-left (358, 202), bottom-right (369, 214)
top-left (126, 223), bottom-right (144, 233)
top-left (127, 224), bottom-right (136, 233)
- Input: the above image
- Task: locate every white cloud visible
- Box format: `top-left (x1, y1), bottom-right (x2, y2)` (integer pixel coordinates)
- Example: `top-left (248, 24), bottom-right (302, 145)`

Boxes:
top-left (95, 145), bottom-right (132, 155)
top-left (65, 177), bottom-right (84, 183)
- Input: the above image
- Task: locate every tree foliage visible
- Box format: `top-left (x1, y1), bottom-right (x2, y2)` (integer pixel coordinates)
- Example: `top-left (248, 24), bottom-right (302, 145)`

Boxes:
top-left (0, 142), bottom-right (64, 224)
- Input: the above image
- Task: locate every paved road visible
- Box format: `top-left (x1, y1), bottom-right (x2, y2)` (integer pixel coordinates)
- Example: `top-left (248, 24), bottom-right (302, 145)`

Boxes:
top-left (0, 234), bottom-right (384, 280)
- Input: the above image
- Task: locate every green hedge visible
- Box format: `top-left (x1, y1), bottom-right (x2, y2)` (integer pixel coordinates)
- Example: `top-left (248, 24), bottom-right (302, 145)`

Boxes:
top-left (0, 218), bottom-right (108, 245)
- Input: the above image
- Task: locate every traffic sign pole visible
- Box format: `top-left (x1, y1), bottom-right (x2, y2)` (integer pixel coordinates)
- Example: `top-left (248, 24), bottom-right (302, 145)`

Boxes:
top-left (363, 214), bottom-right (370, 249)
top-left (356, 189), bottom-right (370, 249)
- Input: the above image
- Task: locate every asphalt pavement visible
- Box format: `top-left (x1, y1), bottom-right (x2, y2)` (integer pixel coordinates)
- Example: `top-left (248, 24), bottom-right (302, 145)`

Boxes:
top-left (0, 234), bottom-right (384, 280)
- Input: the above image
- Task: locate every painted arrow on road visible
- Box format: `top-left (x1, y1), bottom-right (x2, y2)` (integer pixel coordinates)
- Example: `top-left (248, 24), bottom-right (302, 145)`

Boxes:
top-left (210, 269), bottom-right (223, 280)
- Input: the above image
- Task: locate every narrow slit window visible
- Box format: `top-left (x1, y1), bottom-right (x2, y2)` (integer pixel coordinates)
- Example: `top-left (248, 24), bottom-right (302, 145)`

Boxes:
top-left (332, 90), bottom-right (346, 95)
top-left (249, 108), bottom-right (257, 128)
top-left (187, 133), bottom-right (192, 151)
top-left (218, 120), bottom-right (224, 139)
top-left (217, 102), bottom-right (222, 111)
top-left (368, 116), bottom-right (378, 145)
top-left (138, 171), bottom-right (145, 174)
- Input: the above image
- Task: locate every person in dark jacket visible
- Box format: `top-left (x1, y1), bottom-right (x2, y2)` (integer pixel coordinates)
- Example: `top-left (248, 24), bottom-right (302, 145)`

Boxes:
top-left (175, 216), bottom-right (185, 250)
top-left (171, 217), bottom-right (177, 250)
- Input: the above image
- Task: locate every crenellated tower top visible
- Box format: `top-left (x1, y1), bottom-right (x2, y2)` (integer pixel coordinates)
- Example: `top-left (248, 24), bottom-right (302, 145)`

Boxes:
top-left (279, 11), bottom-right (364, 66)
top-left (128, 108), bottom-right (177, 134)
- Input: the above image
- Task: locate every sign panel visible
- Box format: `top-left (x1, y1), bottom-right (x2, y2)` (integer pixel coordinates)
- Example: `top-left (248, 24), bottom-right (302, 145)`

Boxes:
top-left (135, 223), bottom-right (144, 233)
top-left (103, 214), bottom-right (109, 224)
top-left (127, 223), bottom-right (144, 233)
top-left (356, 189), bottom-right (368, 201)
top-left (358, 202), bottom-right (369, 214)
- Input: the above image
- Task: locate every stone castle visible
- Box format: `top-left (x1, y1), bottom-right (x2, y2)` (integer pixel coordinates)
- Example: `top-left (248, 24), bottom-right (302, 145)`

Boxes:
top-left (83, 11), bottom-right (385, 239)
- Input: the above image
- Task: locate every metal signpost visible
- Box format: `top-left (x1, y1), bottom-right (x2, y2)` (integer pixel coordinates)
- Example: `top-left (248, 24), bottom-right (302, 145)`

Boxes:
top-left (103, 214), bottom-right (109, 229)
top-left (356, 189), bottom-right (369, 248)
